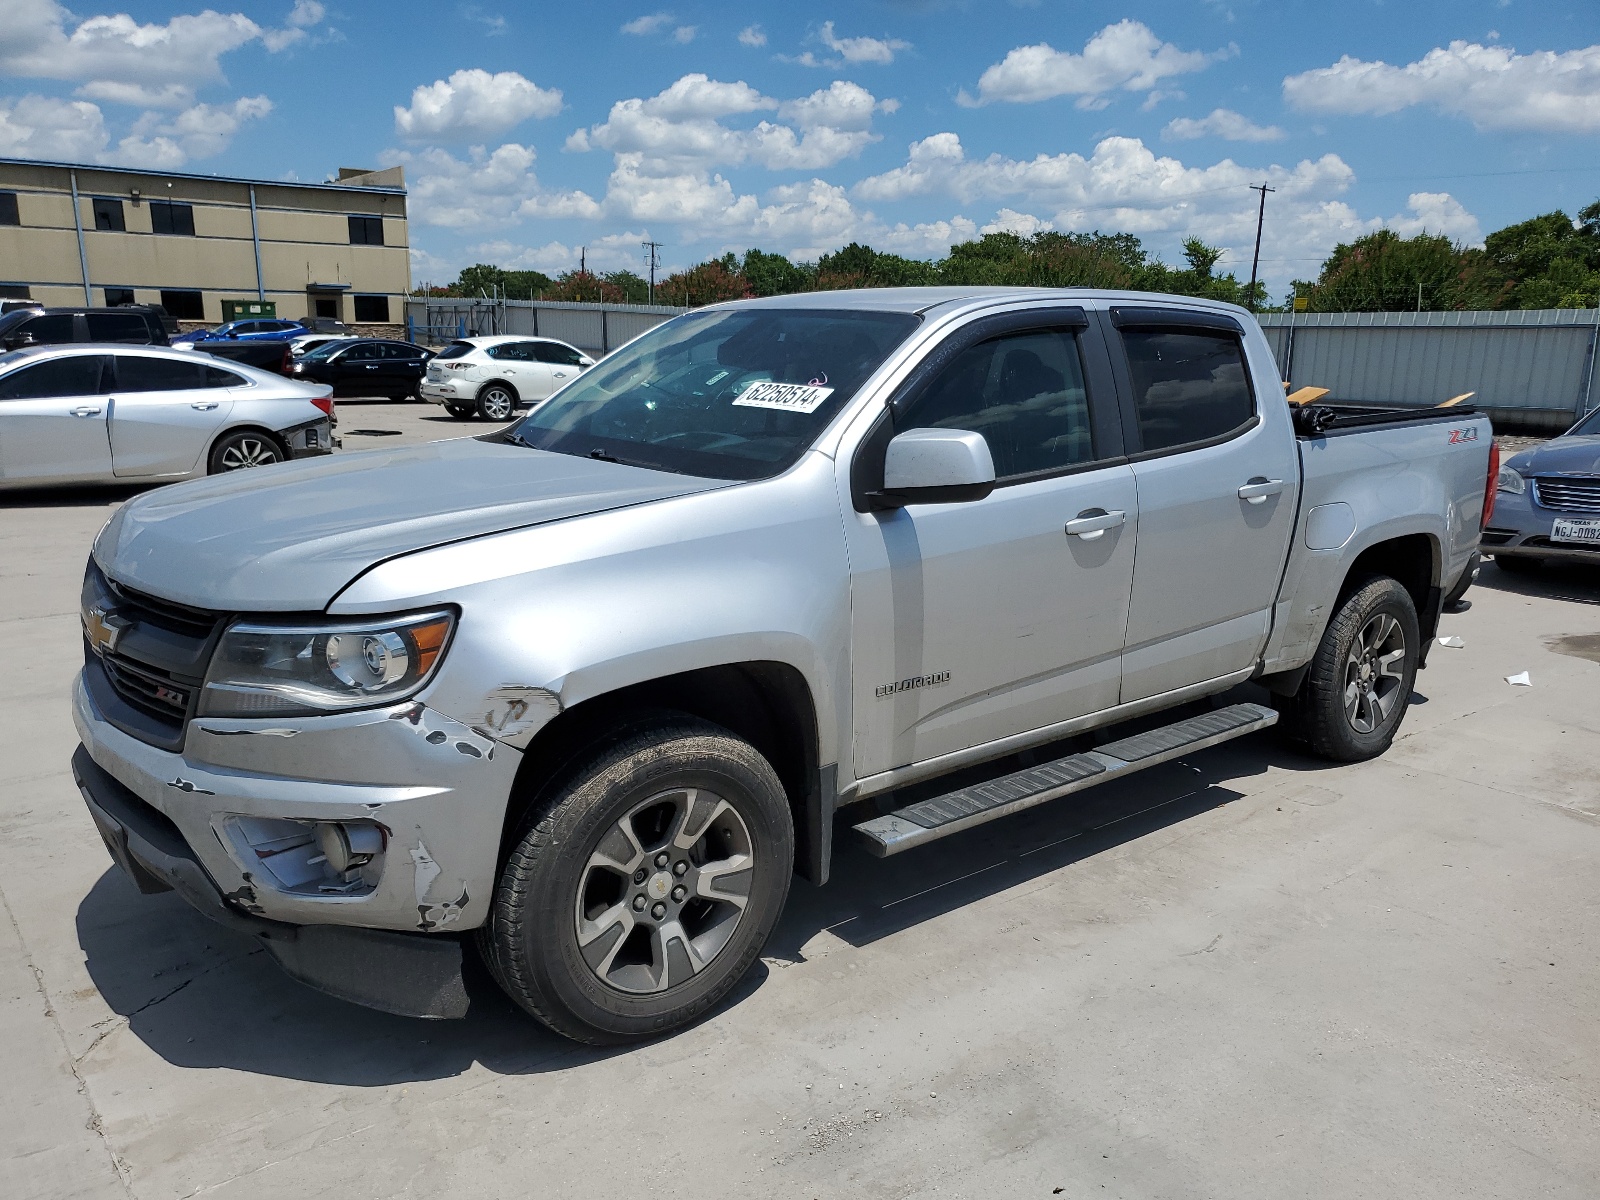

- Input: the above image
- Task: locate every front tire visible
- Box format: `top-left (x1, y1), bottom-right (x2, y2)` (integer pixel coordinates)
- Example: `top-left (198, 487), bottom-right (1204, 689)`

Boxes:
top-left (481, 717), bottom-right (794, 1044)
top-left (475, 383), bottom-right (517, 421)
top-left (1274, 576), bottom-right (1419, 762)
top-left (208, 429), bottom-right (285, 474)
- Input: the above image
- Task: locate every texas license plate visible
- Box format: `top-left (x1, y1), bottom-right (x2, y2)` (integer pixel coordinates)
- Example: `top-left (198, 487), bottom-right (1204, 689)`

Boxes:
top-left (1551, 517), bottom-right (1600, 544)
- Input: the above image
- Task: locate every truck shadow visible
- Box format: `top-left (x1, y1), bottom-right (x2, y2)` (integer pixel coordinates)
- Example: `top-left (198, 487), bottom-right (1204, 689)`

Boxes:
top-left (74, 731), bottom-right (1330, 1085)
top-left (1474, 559), bottom-right (1600, 605)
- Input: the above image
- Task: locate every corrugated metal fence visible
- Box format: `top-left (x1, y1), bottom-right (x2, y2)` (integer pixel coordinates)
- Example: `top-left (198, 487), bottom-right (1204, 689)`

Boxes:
top-left (405, 297), bottom-right (684, 357)
top-left (1259, 309), bottom-right (1600, 433)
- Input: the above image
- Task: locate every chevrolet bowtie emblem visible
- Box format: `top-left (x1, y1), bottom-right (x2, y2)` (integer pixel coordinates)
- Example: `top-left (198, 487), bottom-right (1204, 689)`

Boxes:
top-left (83, 605), bottom-right (130, 656)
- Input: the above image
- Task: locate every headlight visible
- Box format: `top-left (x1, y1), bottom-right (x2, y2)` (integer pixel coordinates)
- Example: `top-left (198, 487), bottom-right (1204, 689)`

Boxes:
top-left (198, 610), bottom-right (454, 717)
top-left (1496, 467), bottom-right (1527, 495)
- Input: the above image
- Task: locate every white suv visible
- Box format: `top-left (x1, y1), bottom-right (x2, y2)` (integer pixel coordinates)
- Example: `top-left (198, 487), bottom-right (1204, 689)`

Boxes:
top-left (420, 335), bottom-right (595, 420)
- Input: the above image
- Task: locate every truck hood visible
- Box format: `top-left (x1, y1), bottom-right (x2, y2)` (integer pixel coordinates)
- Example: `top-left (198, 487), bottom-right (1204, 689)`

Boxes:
top-left (95, 437), bottom-right (728, 611)
top-left (1507, 434), bottom-right (1600, 478)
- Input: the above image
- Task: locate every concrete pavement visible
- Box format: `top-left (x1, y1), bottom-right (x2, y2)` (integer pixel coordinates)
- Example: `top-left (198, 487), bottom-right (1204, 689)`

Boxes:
top-left (2, 406), bottom-right (1597, 1198)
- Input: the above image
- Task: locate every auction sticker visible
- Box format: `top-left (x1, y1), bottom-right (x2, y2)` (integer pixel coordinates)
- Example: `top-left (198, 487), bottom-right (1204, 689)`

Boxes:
top-left (732, 381), bottom-right (835, 414)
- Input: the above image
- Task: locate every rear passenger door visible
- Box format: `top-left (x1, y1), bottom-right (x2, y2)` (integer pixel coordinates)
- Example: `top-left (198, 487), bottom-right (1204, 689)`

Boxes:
top-left (1107, 308), bottom-right (1299, 702)
top-left (0, 354), bottom-right (114, 484)
top-left (533, 341), bottom-right (587, 396)
top-left (108, 354), bottom-right (235, 477)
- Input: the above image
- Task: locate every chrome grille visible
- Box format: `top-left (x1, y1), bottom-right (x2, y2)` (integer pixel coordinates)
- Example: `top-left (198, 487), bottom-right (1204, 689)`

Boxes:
top-left (1533, 477), bottom-right (1600, 513)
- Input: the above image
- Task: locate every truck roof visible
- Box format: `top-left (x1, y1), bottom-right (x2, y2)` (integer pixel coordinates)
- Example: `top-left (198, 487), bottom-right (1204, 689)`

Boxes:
top-left (714, 286), bottom-right (1254, 320)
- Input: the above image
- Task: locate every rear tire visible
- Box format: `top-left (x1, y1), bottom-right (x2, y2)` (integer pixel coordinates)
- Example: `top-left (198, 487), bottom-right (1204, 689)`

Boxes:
top-left (208, 429), bottom-right (286, 474)
top-left (479, 717), bottom-right (793, 1044)
top-left (1274, 576), bottom-right (1419, 762)
top-left (476, 384), bottom-right (517, 421)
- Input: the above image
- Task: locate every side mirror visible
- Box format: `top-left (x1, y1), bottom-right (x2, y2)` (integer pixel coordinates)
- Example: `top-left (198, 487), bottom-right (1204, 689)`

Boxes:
top-left (578, 356), bottom-right (594, 367)
top-left (876, 428), bottom-right (996, 506)
top-left (7, 333), bottom-right (35, 350)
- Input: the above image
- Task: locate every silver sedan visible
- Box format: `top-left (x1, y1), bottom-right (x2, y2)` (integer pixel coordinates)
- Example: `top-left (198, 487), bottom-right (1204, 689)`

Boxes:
top-left (0, 343), bottom-right (335, 489)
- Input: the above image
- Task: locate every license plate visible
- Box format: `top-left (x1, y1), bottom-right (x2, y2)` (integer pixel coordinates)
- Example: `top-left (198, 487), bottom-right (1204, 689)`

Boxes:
top-left (1551, 517), bottom-right (1600, 544)
top-left (426, 368), bottom-right (442, 381)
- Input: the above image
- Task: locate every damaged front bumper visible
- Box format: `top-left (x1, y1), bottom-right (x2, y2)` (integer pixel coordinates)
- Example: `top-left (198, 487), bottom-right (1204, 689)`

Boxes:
top-left (71, 670), bottom-right (526, 1018)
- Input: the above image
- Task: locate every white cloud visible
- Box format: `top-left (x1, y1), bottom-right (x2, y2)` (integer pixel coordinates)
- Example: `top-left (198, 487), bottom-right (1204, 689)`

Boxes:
top-left (1163, 108), bottom-right (1285, 142)
top-left (394, 68), bottom-right (562, 142)
top-left (738, 25), bottom-right (766, 48)
top-left (1385, 192), bottom-right (1482, 245)
top-left (391, 142), bottom-right (599, 230)
top-left (261, 0), bottom-right (327, 50)
top-left (961, 19), bottom-right (1228, 107)
top-left (981, 208), bottom-right (1054, 236)
top-left (124, 94), bottom-right (271, 160)
top-left (0, 93), bottom-right (109, 160)
top-left (467, 231), bottom-right (651, 275)
top-left (673, 25), bottom-right (697, 45)
top-left (817, 21), bottom-right (909, 66)
top-left (621, 12), bottom-right (673, 36)
top-left (778, 80), bottom-right (887, 131)
top-left (0, 0), bottom-right (267, 109)
top-left (1283, 40), bottom-right (1600, 133)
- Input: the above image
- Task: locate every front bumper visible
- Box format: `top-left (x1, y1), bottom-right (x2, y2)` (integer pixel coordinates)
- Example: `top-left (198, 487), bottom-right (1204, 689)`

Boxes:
top-left (1483, 484), bottom-right (1600, 563)
top-left (73, 746), bottom-right (471, 1018)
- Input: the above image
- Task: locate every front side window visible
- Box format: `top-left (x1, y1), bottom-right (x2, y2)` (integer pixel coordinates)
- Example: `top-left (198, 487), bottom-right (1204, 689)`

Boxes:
top-left (14, 314), bottom-right (76, 344)
top-left (91, 197), bottom-right (125, 232)
top-left (510, 308), bottom-right (921, 480)
top-left (113, 354), bottom-right (211, 391)
top-left (150, 200), bottom-right (195, 236)
top-left (0, 192), bottom-right (19, 226)
top-left (897, 328), bottom-right (1095, 479)
top-left (340, 343), bottom-right (380, 362)
top-left (534, 341), bottom-right (586, 365)
top-left (1121, 330), bottom-right (1255, 454)
top-left (0, 354), bottom-right (107, 400)
top-left (86, 312), bottom-right (150, 342)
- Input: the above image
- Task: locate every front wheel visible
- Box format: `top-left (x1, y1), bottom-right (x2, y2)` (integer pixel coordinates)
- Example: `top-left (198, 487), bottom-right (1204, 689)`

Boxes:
top-left (480, 718), bottom-right (793, 1044)
top-left (476, 384), bottom-right (517, 421)
top-left (208, 429), bottom-right (285, 474)
top-left (1274, 576), bottom-right (1419, 762)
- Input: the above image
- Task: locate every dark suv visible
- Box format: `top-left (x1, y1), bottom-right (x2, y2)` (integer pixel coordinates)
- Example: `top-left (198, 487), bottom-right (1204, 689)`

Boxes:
top-left (0, 305), bottom-right (174, 351)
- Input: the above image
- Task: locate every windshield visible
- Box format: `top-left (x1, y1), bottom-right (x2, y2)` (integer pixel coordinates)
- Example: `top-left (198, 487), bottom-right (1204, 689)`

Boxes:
top-left (1569, 408), bottom-right (1600, 436)
top-left (506, 307), bottom-right (920, 479)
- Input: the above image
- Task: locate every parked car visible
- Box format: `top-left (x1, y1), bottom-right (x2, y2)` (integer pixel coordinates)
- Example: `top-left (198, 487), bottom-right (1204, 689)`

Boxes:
top-left (297, 317), bottom-right (350, 335)
top-left (0, 305), bottom-right (172, 350)
top-left (289, 333), bottom-right (357, 358)
top-left (289, 338), bottom-right (432, 399)
top-left (68, 288), bottom-right (1494, 1043)
top-left (1484, 407), bottom-right (1600, 573)
top-left (0, 343), bottom-right (333, 487)
top-left (420, 335), bottom-right (594, 420)
top-left (192, 339), bottom-right (296, 376)
top-left (173, 318), bottom-right (308, 345)
top-left (1, 297), bottom-right (43, 315)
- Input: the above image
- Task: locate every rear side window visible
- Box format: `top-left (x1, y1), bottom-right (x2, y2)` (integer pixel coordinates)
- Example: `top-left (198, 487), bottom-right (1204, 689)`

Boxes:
top-left (1121, 330), bottom-right (1255, 454)
top-left (487, 342), bottom-right (525, 361)
top-left (533, 341), bottom-right (586, 365)
top-left (384, 343), bottom-right (423, 359)
top-left (898, 328), bottom-right (1096, 479)
top-left (14, 313), bottom-right (77, 344)
top-left (434, 341), bottom-right (475, 360)
top-left (0, 355), bottom-right (107, 400)
top-left (113, 355), bottom-right (210, 391)
top-left (205, 365), bottom-right (247, 387)
top-left (86, 312), bottom-right (151, 343)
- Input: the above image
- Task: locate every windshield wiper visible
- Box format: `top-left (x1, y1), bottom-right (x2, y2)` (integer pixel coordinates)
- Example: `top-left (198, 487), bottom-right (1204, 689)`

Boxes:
top-left (503, 429), bottom-right (533, 448)
top-left (588, 448), bottom-right (619, 463)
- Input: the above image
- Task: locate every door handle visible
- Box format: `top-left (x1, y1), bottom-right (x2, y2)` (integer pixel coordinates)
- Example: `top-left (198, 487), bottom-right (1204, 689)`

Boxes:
top-left (1064, 509), bottom-right (1126, 540)
top-left (1238, 478), bottom-right (1286, 505)
top-left (553, 371), bottom-right (568, 378)
top-left (364, 364), bottom-right (379, 370)
top-left (190, 401), bottom-right (219, 411)
top-left (69, 406), bottom-right (102, 417)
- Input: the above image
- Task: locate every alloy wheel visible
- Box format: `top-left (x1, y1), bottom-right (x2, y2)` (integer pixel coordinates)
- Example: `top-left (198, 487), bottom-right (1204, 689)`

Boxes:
top-left (574, 787), bottom-right (754, 995)
top-left (1343, 612), bottom-right (1406, 734)
top-left (218, 436), bottom-right (281, 470)
top-left (479, 387), bottom-right (515, 420)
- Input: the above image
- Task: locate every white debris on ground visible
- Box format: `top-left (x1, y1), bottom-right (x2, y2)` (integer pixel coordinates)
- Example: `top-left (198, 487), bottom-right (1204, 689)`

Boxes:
top-left (1506, 671), bottom-right (1533, 686)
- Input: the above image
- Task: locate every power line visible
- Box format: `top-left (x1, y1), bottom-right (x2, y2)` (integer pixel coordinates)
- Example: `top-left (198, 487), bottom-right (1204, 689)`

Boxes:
top-left (642, 240), bottom-right (663, 305)
top-left (1247, 182), bottom-right (1274, 313)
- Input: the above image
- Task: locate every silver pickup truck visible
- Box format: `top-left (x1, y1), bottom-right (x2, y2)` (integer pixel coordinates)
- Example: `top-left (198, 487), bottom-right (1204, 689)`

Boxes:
top-left (71, 288), bottom-right (1495, 1043)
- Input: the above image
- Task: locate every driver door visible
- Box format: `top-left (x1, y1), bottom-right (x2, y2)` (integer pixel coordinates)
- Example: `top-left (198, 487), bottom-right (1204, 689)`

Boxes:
top-left (841, 312), bottom-right (1137, 782)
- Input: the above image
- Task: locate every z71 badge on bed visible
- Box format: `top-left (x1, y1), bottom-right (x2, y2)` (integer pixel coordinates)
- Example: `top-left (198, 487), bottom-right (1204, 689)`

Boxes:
top-left (1448, 428), bottom-right (1479, 444)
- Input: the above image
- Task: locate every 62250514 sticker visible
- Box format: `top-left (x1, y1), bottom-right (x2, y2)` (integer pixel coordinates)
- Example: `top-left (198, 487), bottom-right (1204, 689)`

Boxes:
top-left (731, 381), bottom-right (835, 414)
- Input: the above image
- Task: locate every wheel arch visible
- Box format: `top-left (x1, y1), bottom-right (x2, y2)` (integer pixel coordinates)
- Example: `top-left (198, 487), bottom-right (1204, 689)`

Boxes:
top-left (476, 378), bottom-right (520, 402)
top-left (500, 660), bottom-right (829, 886)
top-left (1338, 530), bottom-right (1443, 651)
top-left (205, 423), bottom-right (288, 473)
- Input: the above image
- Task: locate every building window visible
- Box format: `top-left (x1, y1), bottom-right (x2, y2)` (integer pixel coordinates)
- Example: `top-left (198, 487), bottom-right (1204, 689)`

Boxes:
top-left (353, 294), bottom-right (390, 323)
top-left (104, 287), bottom-right (136, 307)
top-left (0, 284), bottom-right (30, 299)
top-left (311, 293), bottom-right (341, 319)
top-left (149, 200), bottom-right (195, 236)
top-left (159, 289), bottom-right (205, 320)
top-left (92, 197), bottom-right (125, 232)
top-left (348, 215), bottom-right (385, 246)
top-left (0, 192), bottom-right (18, 226)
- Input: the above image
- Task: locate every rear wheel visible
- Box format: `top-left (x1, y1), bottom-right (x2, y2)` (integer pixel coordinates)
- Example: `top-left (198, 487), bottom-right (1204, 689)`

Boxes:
top-left (480, 717), bottom-right (793, 1044)
top-left (476, 384), bottom-right (517, 421)
top-left (1274, 576), bottom-right (1419, 762)
top-left (208, 429), bottom-right (285, 474)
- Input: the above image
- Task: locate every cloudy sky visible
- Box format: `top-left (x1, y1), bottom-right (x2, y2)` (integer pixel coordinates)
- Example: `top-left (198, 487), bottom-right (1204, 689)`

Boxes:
top-left (2, 0), bottom-right (1598, 294)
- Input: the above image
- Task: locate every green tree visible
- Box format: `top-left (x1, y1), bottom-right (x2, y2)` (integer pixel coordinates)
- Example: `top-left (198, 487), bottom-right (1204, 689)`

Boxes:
top-left (601, 270), bottom-right (651, 304)
top-left (1300, 229), bottom-right (1472, 312)
top-left (742, 248), bottom-right (815, 297)
top-left (448, 263), bottom-right (552, 299)
top-left (660, 255), bottom-right (750, 306)
top-left (814, 242), bottom-right (935, 289)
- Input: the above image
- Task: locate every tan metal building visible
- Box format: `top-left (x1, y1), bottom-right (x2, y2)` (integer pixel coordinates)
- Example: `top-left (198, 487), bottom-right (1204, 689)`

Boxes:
top-left (0, 158), bottom-right (410, 332)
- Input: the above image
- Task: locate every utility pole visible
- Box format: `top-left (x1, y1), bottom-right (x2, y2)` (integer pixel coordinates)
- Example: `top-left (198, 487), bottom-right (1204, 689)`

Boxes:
top-left (642, 240), bottom-right (663, 305)
top-left (1247, 183), bottom-right (1274, 313)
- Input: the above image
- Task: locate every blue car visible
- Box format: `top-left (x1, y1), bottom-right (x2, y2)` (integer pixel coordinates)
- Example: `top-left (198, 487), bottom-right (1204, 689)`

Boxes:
top-left (1485, 406), bottom-right (1600, 573)
top-left (171, 318), bottom-right (311, 345)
